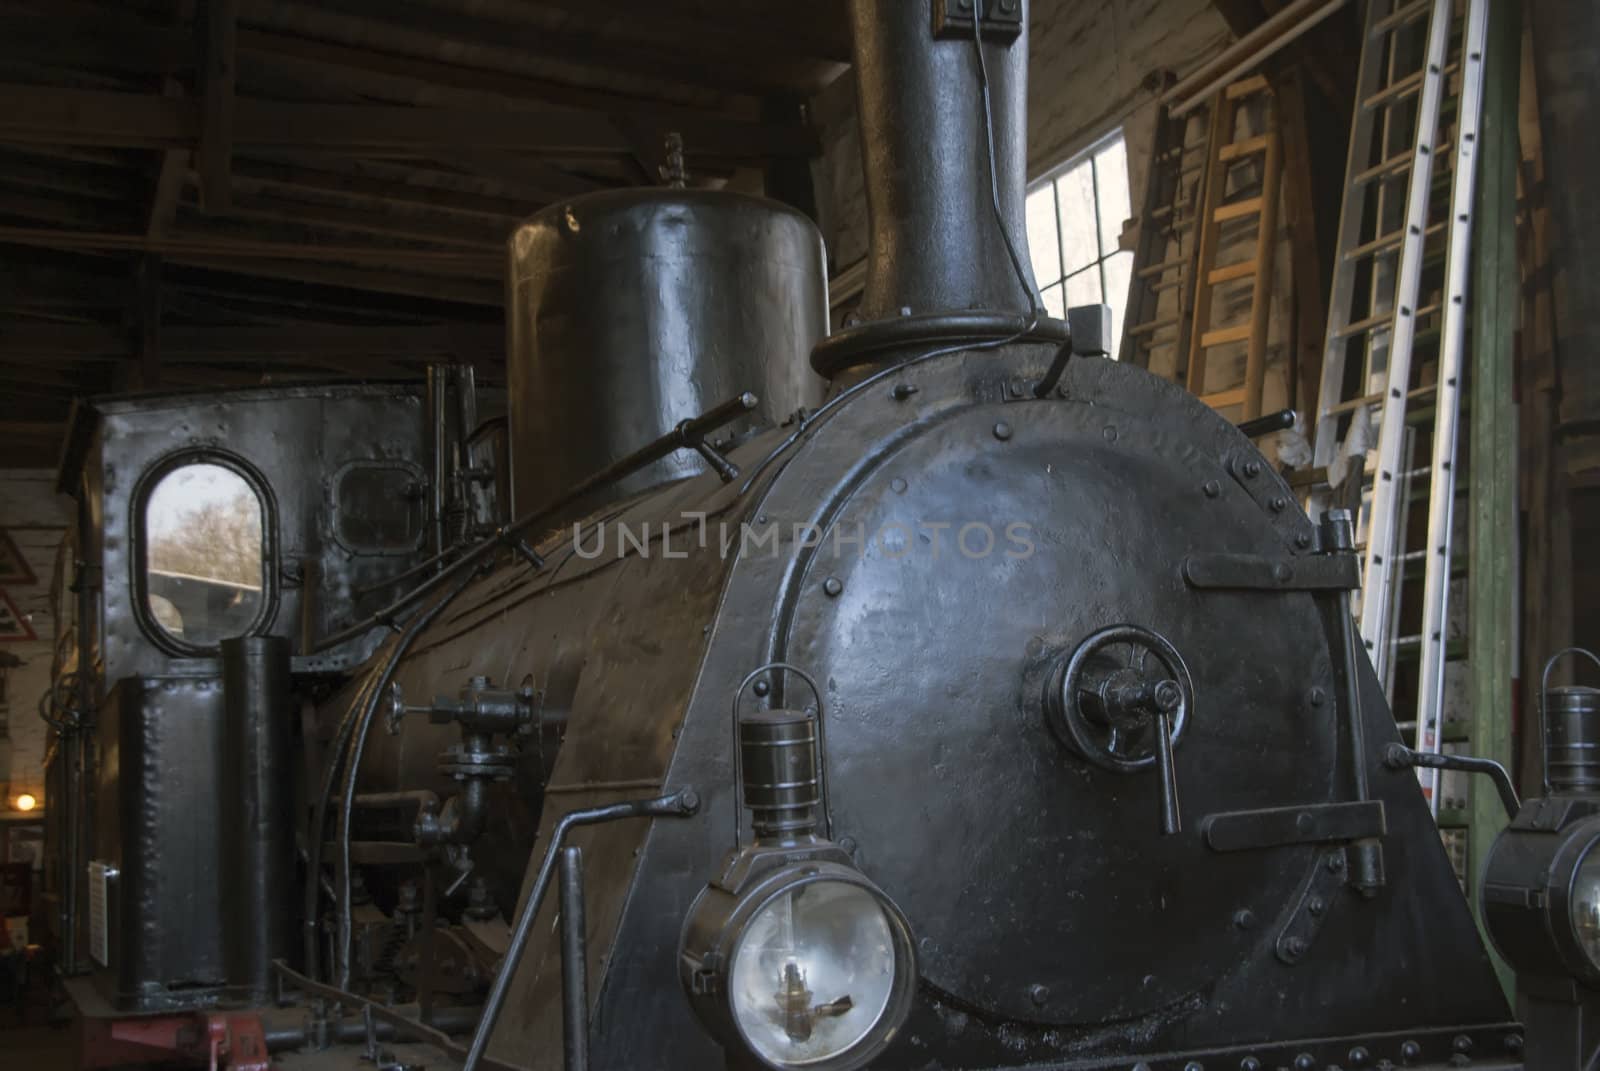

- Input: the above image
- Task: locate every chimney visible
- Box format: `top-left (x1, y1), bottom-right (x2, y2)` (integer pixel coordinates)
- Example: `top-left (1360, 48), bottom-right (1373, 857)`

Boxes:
top-left (812, 0), bottom-right (1067, 380)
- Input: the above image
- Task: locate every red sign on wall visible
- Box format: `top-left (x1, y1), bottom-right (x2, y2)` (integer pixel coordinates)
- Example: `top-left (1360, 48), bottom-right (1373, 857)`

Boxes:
top-left (0, 530), bottom-right (34, 587)
top-left (0, 588), bottom-right (36, 642)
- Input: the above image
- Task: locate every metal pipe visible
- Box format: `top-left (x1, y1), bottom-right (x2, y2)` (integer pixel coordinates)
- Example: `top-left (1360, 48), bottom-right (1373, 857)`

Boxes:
top-left (1383, 743), bottom-right (1519, 820)
top-left (272, 960), bottom-right (522, 1071)
top-left (337, 565), bottom-right (483, 990)
top-left (351, 789), bottom-right (441, 813)
top-left (1164, 0), bottom-right (1349, 117)
top-left (221, 635), bottom-right (296, 998)
top-left (1237, 409), bottom-right (1297, 438)
top-left (262, 1004), bottom-right (482, 1051)
top-left (460, 789), bottom-right (701, 1071)
top-left (846, 0), bottom-right (1033, 324)
top-left (560, 847), bottom-right (589, 1071)
top-left (426, 364), bottom-right (449, 561)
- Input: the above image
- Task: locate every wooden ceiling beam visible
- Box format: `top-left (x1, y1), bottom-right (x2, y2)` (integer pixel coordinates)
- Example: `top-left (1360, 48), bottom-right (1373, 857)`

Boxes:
top-left (267, 0), bottom-right (837, 99)
top-left (0, 323), bottom-right (502, 363)
top-left (234, 25), bottom-right (739, 125)
top-left (230, 159), bottom-right (533, 222)
top-left (0, 84), bottom-right (818, 160)
top-left (224, 186), bottom-right (512, 249)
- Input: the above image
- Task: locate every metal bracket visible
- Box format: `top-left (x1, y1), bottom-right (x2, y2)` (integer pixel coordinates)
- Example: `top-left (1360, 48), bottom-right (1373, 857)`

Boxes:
top-left (1202, 800), bottom-right (1386, 852)
top-left (1183, 552), bottom-right (1361, 592)
top-left (932, 0), bottom-right (1023, 40)
top-left (1223, 449), bottom-right (1317, 549)
top-left (1275, 849), bottom-right (1347, 965)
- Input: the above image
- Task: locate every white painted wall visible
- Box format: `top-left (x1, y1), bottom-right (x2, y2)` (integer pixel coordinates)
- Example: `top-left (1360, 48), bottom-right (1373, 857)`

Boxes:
top-left (0, 469), bottom-right (72, 819)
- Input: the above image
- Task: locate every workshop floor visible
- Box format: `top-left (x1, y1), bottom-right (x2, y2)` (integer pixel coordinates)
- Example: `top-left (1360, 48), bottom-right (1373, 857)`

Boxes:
top-left (2, 1023), bottom-right (77, 1070)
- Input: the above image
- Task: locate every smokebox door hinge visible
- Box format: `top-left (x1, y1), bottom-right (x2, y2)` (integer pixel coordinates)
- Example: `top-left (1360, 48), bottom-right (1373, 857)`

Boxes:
top-left (1201, 800), bottom-right (1386, 852)
top-left (1182, 553), bottom-right (1361, 592)
top-left (1274, 848), bottom-right (1349, 965)
top-left (933, 0), bottom-right (1024, 41)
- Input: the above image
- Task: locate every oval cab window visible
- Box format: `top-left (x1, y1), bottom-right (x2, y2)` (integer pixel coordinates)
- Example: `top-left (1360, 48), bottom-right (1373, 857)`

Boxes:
top-left (143, 463), bottom-right (266, 648)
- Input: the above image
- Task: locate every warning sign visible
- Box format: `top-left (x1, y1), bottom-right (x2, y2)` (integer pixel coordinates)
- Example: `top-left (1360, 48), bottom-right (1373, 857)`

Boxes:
top-left (0, 530), bottom-right (34, 587)
top-left (0, 589), bottom-right (36, 642)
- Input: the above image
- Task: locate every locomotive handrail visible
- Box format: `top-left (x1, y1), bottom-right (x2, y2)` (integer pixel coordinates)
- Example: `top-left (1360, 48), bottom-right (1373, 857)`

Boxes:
top-left (310, 391), bottom-right (758, 653)
top-left (460, 787), bottom-right (702, 1071)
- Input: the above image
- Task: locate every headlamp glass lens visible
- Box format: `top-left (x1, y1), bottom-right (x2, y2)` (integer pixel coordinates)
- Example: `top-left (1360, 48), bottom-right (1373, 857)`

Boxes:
top-left (1572, 845), bottom-right (1600, 970)
top-left (729, 879), bottom-right (899, 1068)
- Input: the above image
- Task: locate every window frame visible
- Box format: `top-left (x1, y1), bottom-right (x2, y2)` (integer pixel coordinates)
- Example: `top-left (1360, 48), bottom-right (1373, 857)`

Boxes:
top-left (1026, 129), bottom-right (1132, 355)
top-left (329, 458), bottom-right (429, 557)
top-left (130, 447), bottom-right (279, 657)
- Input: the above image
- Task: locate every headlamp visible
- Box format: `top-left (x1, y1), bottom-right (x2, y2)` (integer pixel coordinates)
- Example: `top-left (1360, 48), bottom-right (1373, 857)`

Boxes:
top-left (679, 665), bottom-right (917, 1070)
top-left (1483, 807), bottom-right (1600, 986)
top-left (1481, 659), bottom-right (1600, 987)
top-left (681, 853), bottom-right (915, 1070)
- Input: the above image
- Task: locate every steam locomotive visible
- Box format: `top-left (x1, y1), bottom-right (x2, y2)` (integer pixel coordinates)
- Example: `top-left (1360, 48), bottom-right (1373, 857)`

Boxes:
top-left (37, 2), bottom-right (1599, 1069)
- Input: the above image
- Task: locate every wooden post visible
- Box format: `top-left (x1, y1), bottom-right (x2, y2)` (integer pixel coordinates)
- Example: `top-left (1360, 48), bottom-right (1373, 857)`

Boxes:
top-left (197, 0), bottom-right (237, 213)
top-left (1468, 0), bottom-right (1520, 1000)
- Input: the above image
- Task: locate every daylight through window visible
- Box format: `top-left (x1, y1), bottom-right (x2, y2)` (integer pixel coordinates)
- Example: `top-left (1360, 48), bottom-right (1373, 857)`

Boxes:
top-left (1026, 133), bottom-right (1133, 360)
top-left (143, 462), bottom-right (265, 648)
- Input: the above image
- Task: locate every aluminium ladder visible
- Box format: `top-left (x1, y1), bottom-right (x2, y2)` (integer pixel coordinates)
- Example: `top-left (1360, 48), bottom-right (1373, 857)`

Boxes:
top-left (1310, 0), bottom-right (1490, 812)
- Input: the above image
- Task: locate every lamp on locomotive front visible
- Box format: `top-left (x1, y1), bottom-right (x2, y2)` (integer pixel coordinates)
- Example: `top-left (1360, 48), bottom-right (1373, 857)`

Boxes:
top-left (679, 667), bottom-right (916, 1070)
top-left (1477, 648), bottom-right (1600, 1070)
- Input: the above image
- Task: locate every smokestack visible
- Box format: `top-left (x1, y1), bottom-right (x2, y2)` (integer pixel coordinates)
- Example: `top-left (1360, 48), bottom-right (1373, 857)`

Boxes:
top-left (812, 0), bottom-right (1067, 380)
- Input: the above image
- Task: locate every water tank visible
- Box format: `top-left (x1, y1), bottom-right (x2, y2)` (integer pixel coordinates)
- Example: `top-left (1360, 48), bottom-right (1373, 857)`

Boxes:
top-left (506, 190), bottom-right (828, 519)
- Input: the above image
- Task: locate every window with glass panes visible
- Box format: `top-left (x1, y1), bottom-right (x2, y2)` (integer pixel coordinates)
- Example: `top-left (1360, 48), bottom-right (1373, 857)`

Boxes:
top-left (1025, 133), bottom-right (1133, 360)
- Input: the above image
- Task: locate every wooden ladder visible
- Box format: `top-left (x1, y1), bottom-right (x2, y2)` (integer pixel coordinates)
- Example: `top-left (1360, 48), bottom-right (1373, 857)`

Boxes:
top-left (1121, 100), bottom-right (1211, 375)
top-left (1184, 75), bottom-right (1283, 421)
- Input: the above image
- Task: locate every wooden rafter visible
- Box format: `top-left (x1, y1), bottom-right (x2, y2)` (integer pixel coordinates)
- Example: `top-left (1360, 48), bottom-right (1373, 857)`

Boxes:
top-left (0, 84), bottom-right (820, 160)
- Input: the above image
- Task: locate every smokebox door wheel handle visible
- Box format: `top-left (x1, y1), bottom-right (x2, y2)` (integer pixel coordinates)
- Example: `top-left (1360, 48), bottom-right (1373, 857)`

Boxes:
top-left (1046, 624), bottom-right (1195, 835)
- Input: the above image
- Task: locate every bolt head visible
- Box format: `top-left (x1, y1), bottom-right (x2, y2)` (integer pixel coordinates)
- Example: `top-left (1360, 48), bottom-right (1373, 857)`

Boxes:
top-left (1293, 1052), bottom-right (1315, 1071)
top-left (1233, 909), bottom-right (1256, 930)
top-left (1028, 983), bottom-right (1049, 1005)
top-left (994, 421), bottom-right (1013, 441)
top-left (1203, 479), bottom-right (1222, 498)
top-left (1308, 687), bottom-right (1326, 707)
top-left (1400, 1040), bottom-right (1422, 1064)
top-left (1243, 460), bottom-right (1262, 478)
top-left (823, 577), bottom-right (844, 597)
top-left (1241, 1058), bottom-right (1262, 1071)
top-left (1285, 937), bottom-right (1307, 959)
top-left (752, 679), bottom-right (771, 697)
top-left (1348, 1047), bottom-right (1370, 1067)
top-left (1153, 680), bottom-right (1182, 712)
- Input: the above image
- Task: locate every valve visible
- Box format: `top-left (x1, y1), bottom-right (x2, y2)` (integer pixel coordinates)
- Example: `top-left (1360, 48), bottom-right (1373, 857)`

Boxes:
top-left (386, 675), bottom-right (536, 737)
top-left (1044, 624), bottom-right (1194, 835)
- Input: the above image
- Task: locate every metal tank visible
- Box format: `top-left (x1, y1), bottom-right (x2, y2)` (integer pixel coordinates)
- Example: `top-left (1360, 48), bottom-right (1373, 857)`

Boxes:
top-left (505, 189), bottom-right (828, 518)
